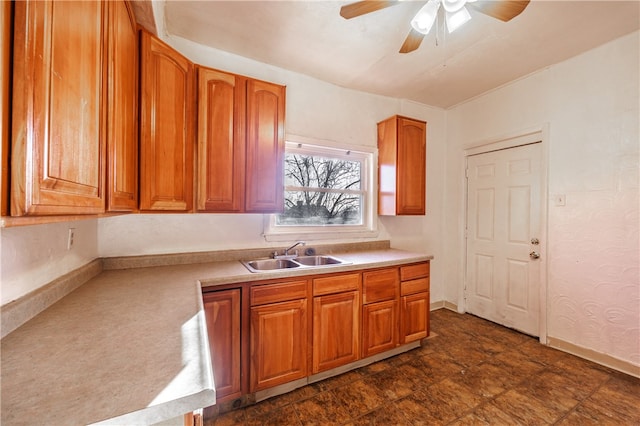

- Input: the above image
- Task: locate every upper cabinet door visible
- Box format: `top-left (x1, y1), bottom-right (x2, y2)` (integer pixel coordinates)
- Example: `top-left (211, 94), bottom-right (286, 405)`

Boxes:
top-left (396, 117), bottom-right (426, 215)
top-left (245, 80), bottom-right (285, 213)
top-left (196, 67), bottom-right (246, 212)
top-left (11, 0), bottom-right (106, 215)
top-left (139, 31), bottom-right (194, 212)
top-left (106, 0), bottom-right (138, 212)
top-left (377, 115), bottom-right (426, 216)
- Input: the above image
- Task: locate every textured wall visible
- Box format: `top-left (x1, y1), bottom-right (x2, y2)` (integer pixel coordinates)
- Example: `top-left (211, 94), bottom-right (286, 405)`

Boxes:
top-left (96, 35), bottom-right (447, 303)
top-left (0, 220), bottom-right (99, 305)
top-left (446, 31), bottom-right (639, 368)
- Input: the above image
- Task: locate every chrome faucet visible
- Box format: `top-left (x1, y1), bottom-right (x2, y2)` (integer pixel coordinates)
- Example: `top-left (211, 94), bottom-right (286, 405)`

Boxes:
top-left (284, 241), bottom-right (306, 256)
top-left (273, 241), bottom-right (306, 259)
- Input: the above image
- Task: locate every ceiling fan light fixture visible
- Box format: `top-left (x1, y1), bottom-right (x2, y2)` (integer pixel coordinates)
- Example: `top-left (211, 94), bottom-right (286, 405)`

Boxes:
top-left (411, 0), bottom-right (440, 35)
top-left (445, 6), bottom-right (471, 33)
top-left (442, 0), bottom-right (467, 13)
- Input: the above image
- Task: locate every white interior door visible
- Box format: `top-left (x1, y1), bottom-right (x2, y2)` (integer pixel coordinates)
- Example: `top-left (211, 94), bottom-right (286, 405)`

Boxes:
top-left (465, 142), bottom-right (542, 336)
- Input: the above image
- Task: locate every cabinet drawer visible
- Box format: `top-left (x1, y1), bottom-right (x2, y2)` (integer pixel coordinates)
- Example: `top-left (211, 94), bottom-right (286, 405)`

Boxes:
top-left (400, 262), bottom-right (430, 281)
top-left (251, 280), bottom-right (308, 306)
top-left (313, 273), bottom-right (360, 296)
top-left (363, 268), bottom-right (398, 304)
top-left (400, 278), bottom-right (429, 296)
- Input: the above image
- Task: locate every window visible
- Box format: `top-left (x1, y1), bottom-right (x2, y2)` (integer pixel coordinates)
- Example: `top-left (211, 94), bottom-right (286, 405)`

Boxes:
top-left (264, 138), bottom-right (377, 241)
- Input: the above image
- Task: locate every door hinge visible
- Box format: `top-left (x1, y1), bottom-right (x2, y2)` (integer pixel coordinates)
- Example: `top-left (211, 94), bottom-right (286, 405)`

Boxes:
top-left (465, 168), bottom-right (469, 178)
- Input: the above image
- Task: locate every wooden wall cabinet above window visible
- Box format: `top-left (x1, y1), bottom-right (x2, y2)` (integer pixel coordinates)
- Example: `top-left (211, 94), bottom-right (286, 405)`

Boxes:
top-left (196, 66), bottom-right (285, 214)
top-left (377, 115), bottom-right (427, 216)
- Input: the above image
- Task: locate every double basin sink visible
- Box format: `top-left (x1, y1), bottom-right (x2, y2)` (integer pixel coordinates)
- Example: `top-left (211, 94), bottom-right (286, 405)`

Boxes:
top-left (242, 255), bottom-right (350, 273)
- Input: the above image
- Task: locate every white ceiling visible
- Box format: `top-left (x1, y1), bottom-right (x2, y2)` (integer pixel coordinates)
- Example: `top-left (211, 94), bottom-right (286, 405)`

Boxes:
top-left (161, 0), bottom-right (640, 108)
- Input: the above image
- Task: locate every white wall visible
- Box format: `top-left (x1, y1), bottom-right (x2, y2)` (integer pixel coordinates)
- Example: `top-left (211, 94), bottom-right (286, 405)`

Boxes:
top-left (445, 31), bottom-right (639, 367)
top-left (96, 35), bottom-right (448, 303)
top-left (0, 219), bottom-right (99, 305)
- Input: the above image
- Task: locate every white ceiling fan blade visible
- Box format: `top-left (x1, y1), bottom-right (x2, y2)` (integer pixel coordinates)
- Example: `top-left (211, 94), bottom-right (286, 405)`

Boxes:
top-left (411, 0), bottom-right (441, 35)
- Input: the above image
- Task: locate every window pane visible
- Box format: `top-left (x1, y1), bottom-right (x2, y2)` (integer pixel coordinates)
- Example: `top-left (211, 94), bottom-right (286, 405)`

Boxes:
top-left (278, 191), bottom-right (362, 225)
top-left (284, 154), bottom-right (361, 190)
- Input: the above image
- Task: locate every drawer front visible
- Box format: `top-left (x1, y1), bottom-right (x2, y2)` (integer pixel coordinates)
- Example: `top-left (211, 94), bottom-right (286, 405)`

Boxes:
top-left (400, 262), bottom-right (430, 281)
top-left (313, 272), bottom-right (361, 296)
top-left (251, 279), bottom-right (308, 306)
top-left (363, 268), bottom-right (398, 304)
top-left (400, 277), bottom-right (429, 296)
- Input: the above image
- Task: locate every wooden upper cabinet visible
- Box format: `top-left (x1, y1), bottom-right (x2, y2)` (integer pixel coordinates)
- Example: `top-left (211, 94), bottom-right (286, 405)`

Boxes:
top-left (377, 115), bottom-right (426, 216)
top-left (245, 79), bottom-right (285, 213)
top-left (11, 0), bottom-right (107, 215)
top-left (196, 70), bottom-right (285, 213)
top-left (196, 67), bottom-right (246, 212)
top-left (139, 31), bottom-right (195, 211)
top-left (106, 0), bottom-right (138, 211)
top-left (1, 0), bottom-right (11, 216)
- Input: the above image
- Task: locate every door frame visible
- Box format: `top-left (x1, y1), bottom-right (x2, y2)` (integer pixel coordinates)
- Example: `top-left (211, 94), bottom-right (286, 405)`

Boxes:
top-left (460, 124), bottom-right (550, 343)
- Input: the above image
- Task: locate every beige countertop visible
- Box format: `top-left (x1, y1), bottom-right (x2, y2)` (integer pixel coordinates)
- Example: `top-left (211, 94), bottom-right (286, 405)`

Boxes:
top-left (1, 247), bottom-right (432, 425)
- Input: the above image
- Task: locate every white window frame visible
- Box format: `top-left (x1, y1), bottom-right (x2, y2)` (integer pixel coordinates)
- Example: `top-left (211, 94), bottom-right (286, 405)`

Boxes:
top-left (263, 135), bottom-right (378, 242)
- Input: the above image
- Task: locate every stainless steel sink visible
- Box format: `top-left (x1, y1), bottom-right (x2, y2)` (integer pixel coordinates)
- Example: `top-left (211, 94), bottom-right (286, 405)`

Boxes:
top-left (243, 259), bottom-right (301, 273)
top-left (294, 255), bottom-right (344, 266)
top-left (241, 255), bottom-right (350, 273)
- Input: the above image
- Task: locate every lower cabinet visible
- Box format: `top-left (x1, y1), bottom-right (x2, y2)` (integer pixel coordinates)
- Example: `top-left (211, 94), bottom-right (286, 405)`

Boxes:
top-left (400, 262), bottom-right (431, 343)
top-left (362, 267), bottom-right (399, 357)
top-left (202, 261), bottom-right (430, 403)
top-left (312, 272), bottom-right (361, 374)
top-left (202, 289), bottom-right (241, 403)
top-left (249, 279), bottom-right (309, 392)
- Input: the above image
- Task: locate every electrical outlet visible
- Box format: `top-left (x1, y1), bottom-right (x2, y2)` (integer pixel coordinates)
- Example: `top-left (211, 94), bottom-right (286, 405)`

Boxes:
top-left (67, 228), bottom-right (76, 250)
top-left (554, 194), bottom-right (566, 207)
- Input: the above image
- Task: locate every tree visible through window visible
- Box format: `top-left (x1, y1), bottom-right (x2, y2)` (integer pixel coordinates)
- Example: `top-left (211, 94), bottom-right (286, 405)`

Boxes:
top-left (277, 148), bottom-right (365, 226)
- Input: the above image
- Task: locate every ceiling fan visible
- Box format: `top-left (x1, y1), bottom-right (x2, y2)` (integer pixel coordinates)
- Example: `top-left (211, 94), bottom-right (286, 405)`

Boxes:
top-left (340, 0), bottom-right (530, 53)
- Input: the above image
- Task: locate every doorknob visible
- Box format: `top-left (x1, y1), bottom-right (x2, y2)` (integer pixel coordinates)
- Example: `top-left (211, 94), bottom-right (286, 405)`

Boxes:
top-left (529, 251), bottom-right (540, 260)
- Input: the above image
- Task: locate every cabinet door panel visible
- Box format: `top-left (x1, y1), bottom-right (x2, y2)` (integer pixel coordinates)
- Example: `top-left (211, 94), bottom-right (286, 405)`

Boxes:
top-left (362, 299), bottom-right (397, 358)
top-left (401, 291), bottom-right (429, 343)
top-left (377, 115), bottom-right (426, 216)
top-left (397, 117), bottom-right (426, 215)
top-left (250, 299), bottom-right (308, 391)
top-left (203, 289), bottom-right (241, 402)
top-left (245, 79), bottom-right (285, 213)
top-left (12, 0), bottom-right (106, 215)
top-left (312, 291), bottom-right (360, 373)
top-left (196, 67), bottom-right (245, 212)
top-left (139, 31), bottom-right (194, 211)
top-left (106, 0), bottom-right (138, 211)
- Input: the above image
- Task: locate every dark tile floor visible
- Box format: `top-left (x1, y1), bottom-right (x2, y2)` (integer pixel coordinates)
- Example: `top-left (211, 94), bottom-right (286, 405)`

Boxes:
top-left (204, 309), bottom-right (640, 425)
